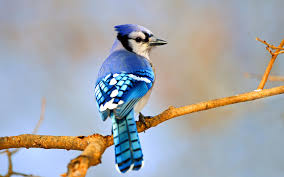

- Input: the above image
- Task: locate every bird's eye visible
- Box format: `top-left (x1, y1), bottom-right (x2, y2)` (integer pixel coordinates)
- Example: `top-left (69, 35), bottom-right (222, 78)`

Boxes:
top-left (135, 37), bottom-right (142, 43)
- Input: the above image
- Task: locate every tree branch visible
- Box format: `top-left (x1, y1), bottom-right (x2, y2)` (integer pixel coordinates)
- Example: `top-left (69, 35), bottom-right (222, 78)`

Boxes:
top-left (0, 86), bottom-right (283, 177)
top-left (1, 86), bottom-right (283, 151)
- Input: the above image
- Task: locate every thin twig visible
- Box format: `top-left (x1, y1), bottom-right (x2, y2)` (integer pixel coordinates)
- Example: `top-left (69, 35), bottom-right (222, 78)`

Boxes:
top-left (256, 38), bottom-right (284, 50)
top-left (266, 46), bottom-right (274, 56)
top-left (256, 39), bottom-right (284, 90)
top-left (12, 172), bottom-right (39, 177)
top-left (274, 51), bottom-right (284, 55)
top-left (32, 97), bottom-right (46, 134)
top-left (7, 150), bottom-right (12, 176)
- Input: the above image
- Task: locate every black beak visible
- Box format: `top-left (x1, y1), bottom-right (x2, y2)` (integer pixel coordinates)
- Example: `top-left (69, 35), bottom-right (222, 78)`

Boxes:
top-left (149, 36), bottom-right (167, 46)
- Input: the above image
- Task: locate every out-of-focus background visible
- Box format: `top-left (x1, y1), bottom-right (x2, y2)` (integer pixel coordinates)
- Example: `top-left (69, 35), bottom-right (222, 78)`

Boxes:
top-left (0, 1), bottom-right (283, 177)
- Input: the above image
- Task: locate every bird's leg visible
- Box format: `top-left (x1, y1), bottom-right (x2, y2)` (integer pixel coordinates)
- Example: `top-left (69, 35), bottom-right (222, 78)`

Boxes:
top-left (139, 112), bottom-right (152, 130)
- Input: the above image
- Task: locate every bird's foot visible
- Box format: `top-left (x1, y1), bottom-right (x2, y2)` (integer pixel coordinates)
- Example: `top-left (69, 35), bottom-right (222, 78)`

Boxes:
top-left (139, 112), bottom-right (152, 132)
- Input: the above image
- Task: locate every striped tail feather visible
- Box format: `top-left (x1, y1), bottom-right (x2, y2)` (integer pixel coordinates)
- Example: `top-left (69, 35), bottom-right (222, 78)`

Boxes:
top-left (111, 110), bottom-right (144, 173)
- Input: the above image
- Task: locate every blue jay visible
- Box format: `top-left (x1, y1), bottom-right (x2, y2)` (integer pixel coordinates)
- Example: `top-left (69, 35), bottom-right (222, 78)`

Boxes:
top-left (95, 24), bottom-right (167, 173)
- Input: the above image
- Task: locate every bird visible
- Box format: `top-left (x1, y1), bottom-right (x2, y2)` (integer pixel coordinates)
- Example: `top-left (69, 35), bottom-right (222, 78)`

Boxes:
top-left (94, 24), bottom-right (167, 173)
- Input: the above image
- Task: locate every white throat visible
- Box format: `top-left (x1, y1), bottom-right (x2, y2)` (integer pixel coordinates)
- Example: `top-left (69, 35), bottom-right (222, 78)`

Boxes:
top-left (132, 47), bottom-right (150, 60)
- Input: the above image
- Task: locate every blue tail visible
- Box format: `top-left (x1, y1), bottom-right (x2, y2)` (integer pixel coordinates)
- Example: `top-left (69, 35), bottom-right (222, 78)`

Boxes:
top-left (111, 110), bottom-right (144, 173)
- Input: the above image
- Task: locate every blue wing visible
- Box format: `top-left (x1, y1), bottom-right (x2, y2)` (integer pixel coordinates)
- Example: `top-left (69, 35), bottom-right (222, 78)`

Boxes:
top-left (97, 50), bottom-right (153, 81)
top-left (95, 70), bottom-right (154, 121)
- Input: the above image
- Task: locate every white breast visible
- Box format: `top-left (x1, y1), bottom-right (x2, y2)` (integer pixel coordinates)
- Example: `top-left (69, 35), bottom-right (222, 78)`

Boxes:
top-left (134, 88), bottom-right (153, 113)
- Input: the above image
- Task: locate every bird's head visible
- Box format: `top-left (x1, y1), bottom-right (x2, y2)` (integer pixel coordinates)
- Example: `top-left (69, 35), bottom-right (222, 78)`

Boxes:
top-left (114, 24), bottom-right (167, 59)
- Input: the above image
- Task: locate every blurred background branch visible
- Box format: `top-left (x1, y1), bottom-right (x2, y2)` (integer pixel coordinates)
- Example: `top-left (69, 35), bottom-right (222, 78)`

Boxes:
top-left (244, 73), bottom-right (284, 82)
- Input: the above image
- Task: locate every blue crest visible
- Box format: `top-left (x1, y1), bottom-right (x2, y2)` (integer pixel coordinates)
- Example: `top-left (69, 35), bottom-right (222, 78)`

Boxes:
top-left (114, 24), bottom-right (152, 36)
